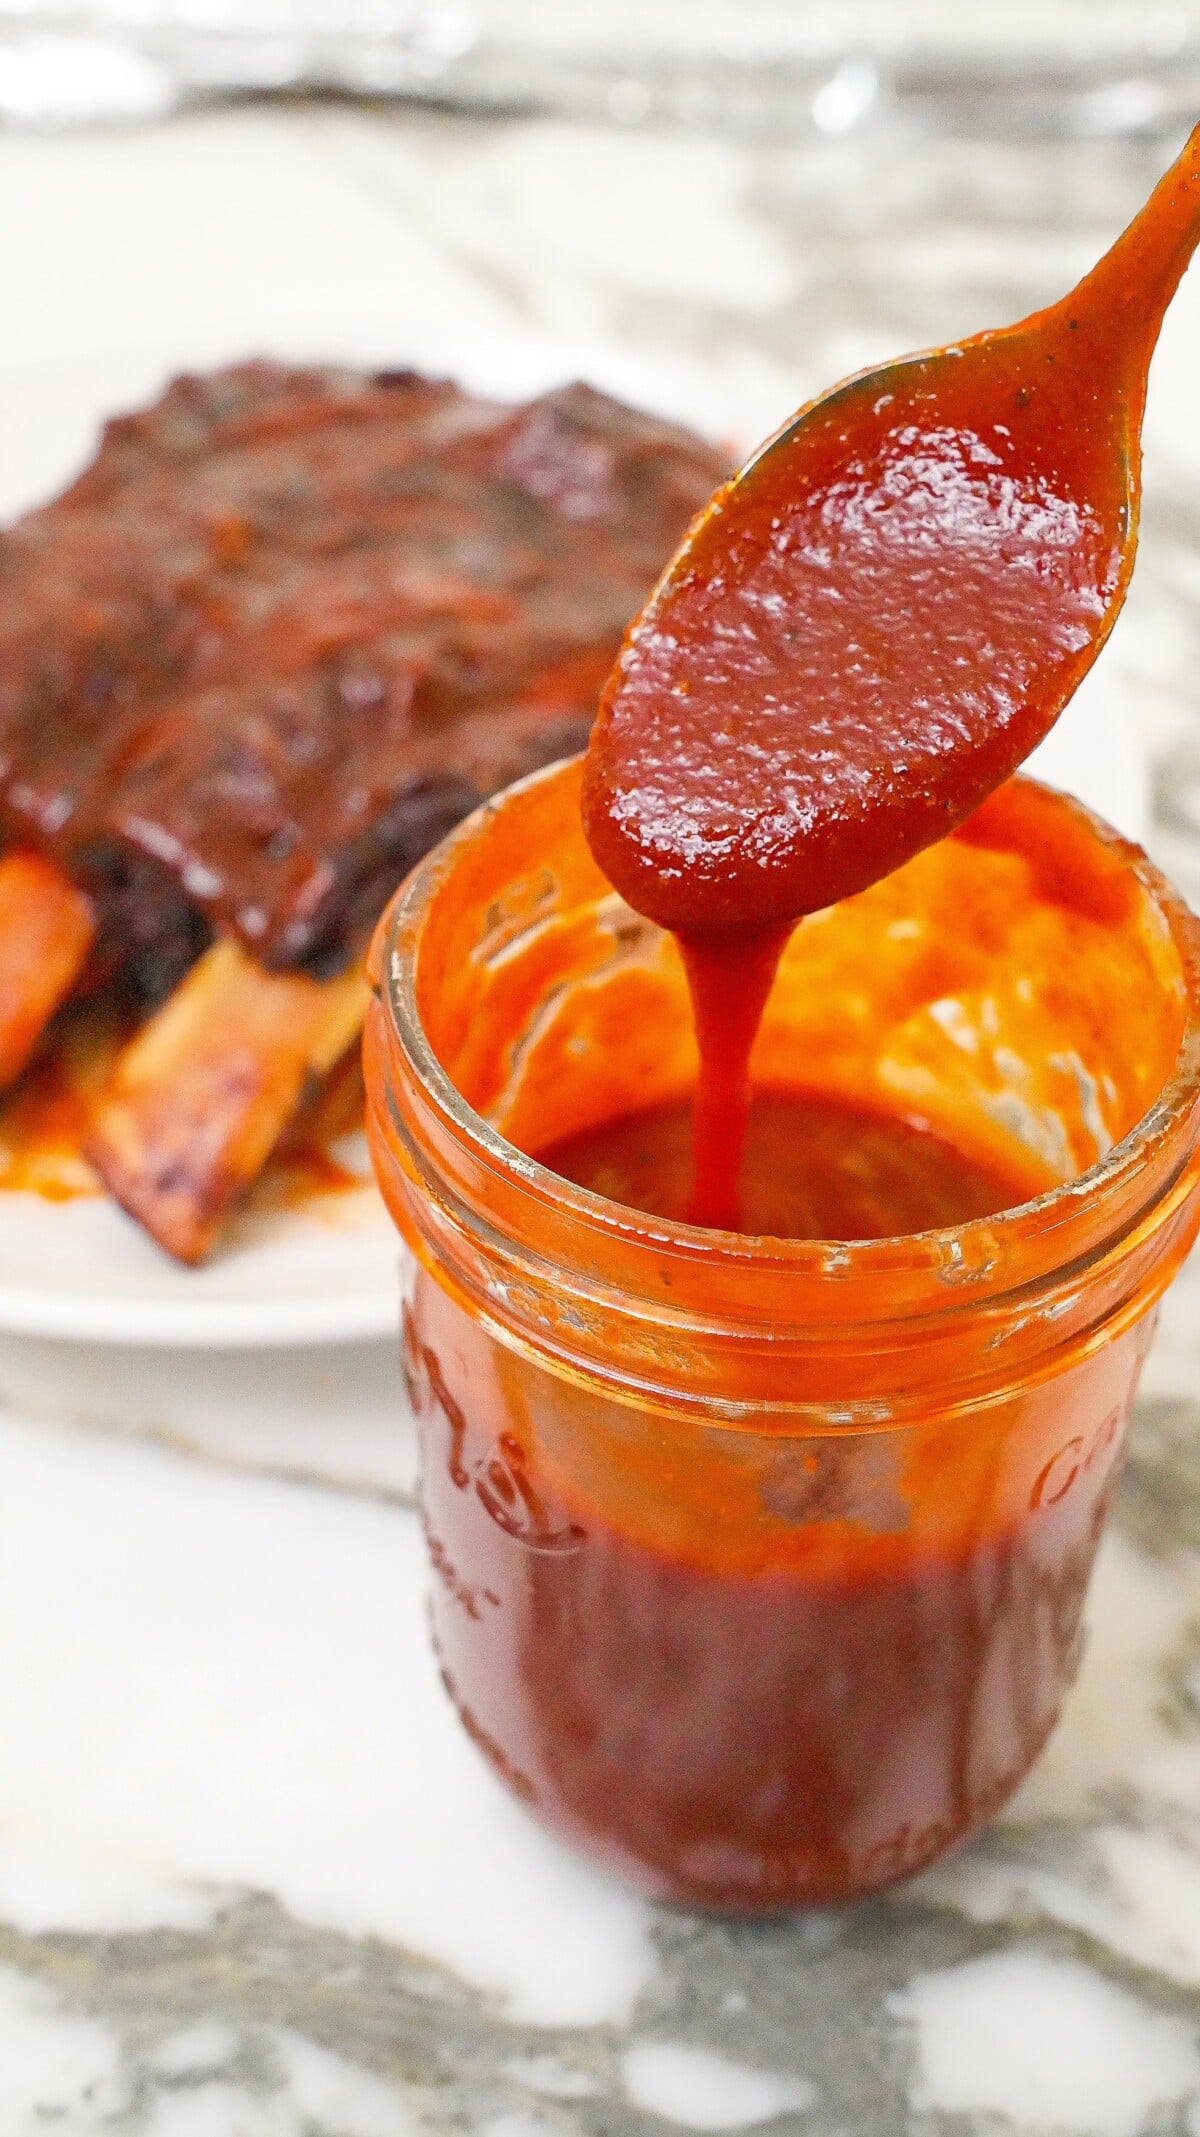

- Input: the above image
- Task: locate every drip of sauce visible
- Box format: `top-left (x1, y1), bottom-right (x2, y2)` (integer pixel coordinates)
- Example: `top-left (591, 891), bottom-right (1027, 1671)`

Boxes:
top-left (582, 126), bottom-right (1200, 1228)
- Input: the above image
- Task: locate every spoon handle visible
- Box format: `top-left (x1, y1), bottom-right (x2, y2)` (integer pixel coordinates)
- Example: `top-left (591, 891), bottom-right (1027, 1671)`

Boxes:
top-left (1065, 121), bottom-right (1200, 364)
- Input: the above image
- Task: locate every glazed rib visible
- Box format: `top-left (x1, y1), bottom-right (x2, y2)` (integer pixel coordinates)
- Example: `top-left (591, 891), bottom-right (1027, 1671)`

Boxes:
top-left (0, 852), bottom-right (95, 1089)
top-left (0, 362), bottom-right (727, 1259)
top-left (84, 940), bottom-right (369, 1263)
top-left (0, 365), bottom-right (727, 974)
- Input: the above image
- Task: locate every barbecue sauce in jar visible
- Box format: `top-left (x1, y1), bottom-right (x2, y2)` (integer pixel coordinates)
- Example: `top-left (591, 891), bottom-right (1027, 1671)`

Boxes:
top-left (367, 763), bottom-right (1200, 1904)
top-left (365, 134), bottom-right (1200, 1904)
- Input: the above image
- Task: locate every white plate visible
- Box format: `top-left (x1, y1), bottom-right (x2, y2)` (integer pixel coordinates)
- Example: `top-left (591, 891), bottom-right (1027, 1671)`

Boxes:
top-left (0, 1176), bottom-right (405, 1348)
top-left (0, 340), bottom-right (1150, 1345)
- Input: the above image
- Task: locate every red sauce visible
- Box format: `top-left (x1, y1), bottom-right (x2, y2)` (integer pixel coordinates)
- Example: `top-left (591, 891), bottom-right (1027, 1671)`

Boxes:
top-left (411, 1250), bottom-right (1134, 1905)
top-left (491, 1100), bottom-right (1073, 1898)
top-left (582, 124), bottom-right (1200, 1227)
top-left (501, 1493), bottom-right (1106, 1905)
top-left (538, 1087), bottom-right (1047, 1239)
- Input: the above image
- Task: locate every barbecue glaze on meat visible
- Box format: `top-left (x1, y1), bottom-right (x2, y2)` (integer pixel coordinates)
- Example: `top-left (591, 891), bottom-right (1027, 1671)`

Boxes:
top-left (0, 364), bottom-right (727, 988)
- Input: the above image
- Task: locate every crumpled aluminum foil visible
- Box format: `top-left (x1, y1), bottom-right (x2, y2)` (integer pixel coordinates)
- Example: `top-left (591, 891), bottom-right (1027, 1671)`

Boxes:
top-left (1, 0), bottom-right (1200, 133)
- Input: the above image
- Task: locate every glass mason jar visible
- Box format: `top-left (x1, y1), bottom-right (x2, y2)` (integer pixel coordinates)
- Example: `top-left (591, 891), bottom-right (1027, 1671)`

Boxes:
top-left (364, 758), bottom-right (1200, 1909)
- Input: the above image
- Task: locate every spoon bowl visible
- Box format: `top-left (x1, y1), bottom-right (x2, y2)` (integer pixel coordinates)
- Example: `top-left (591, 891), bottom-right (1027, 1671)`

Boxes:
top-left (584, 123), bottom-right (1200, 939)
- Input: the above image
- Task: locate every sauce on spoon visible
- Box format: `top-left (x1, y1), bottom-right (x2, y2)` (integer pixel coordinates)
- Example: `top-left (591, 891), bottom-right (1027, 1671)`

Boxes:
top-left (583, 125), bottom-right (1200, 1228)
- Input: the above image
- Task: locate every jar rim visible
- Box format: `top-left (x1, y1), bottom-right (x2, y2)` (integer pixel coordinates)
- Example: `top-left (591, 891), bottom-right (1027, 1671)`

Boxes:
top-left (373, 756), bottom-right (1200, 1312)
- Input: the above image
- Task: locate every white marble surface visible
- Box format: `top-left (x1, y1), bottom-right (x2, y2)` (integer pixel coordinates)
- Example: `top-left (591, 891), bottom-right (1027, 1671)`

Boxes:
top-left (0, 103), bottom-right (1198, 2133)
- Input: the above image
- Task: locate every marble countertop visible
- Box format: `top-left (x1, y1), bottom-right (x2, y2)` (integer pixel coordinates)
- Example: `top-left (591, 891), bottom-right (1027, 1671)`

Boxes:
top-left (0, 102), bottom-right (1199, 2135)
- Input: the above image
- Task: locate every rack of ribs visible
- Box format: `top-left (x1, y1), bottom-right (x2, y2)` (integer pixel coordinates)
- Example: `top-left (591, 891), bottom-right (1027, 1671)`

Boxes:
top-left (0, 361), bottom-right (727, 1259)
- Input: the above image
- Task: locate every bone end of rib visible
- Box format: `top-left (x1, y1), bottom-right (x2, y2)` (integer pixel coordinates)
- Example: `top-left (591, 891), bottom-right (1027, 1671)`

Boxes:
top-left (84, 938), bottom-right (369, 1264)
